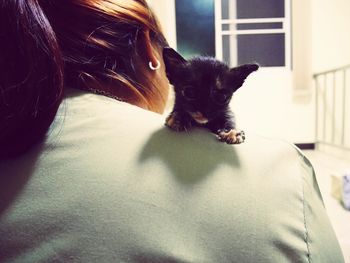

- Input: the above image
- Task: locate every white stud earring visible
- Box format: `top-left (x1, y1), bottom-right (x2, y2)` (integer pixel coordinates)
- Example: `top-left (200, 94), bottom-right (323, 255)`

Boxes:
top-left (149, 59), bottom-right (161, 71)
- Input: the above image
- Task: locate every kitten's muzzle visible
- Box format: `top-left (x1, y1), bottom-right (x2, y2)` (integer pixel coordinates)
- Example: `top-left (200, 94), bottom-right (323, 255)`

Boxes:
top-left (189, 111), bottom-right (209, 124)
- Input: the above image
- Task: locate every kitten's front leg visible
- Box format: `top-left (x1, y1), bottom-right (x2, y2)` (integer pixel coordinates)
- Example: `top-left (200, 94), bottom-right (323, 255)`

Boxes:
top-left (165, 110), bottom-right (192, 132)
top-left (208, 111), bottom-right (245, 144)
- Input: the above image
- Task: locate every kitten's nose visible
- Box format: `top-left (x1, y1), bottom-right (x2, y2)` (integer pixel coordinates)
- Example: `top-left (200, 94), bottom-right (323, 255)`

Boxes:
top-left (190, 111), bottom-right (209, 124)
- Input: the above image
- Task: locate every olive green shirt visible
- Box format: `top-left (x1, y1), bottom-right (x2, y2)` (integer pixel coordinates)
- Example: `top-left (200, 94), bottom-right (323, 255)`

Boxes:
top-left (0, 90), bottom-right (344, 262)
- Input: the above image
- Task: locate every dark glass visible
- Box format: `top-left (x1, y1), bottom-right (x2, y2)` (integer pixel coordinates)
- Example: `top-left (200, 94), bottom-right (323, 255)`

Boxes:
top-left (221, 0), bottom-right (230, 19)
top-left (222, 24), bottom-right (230, 31)
top-left (237, 22), bottom-right (283, 30)
top-left (236, 0), bottom-right (285, 19)
top-left (222, 35), bottom-right (232, 66)
top-left (175, 0), bottom-right (215, 58)
top-left (237, 33), bottom-right (285, 67)
top-left (222, 22), bottom-right (283, 31)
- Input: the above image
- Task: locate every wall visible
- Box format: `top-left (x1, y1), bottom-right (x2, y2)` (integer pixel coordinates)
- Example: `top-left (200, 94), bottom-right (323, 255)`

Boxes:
top-left (233, 70), bottom-right (314, 144)
top-left (147, 0), bottom-right (177, 49)
top-left (311, 0), bottom-right (350, 73)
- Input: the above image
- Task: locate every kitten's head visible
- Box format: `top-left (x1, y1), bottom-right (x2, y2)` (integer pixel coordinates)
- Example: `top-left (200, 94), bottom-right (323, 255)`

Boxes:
top-left (163, 47), bottom-right (259, 124)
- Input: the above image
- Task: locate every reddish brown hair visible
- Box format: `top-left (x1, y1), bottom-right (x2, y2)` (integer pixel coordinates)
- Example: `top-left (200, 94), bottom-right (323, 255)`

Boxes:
top-left (0, 0), bottom-right (168, 158)
top-left (39, 0), bottom-right (168, 111)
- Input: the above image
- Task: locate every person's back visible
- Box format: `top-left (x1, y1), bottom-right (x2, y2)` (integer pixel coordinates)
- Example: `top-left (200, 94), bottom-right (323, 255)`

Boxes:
top-left (0, 91), bottom-right (344, 262)
top-left (0, 0), bottom-right (345, 262)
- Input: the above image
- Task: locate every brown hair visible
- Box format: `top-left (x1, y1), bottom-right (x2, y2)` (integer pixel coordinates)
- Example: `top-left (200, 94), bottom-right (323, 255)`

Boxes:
top-left (0, 0), bottom-right (168, 158)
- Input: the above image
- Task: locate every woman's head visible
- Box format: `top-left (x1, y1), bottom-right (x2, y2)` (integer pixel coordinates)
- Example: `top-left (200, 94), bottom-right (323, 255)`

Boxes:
top-left (0, 0), bottom-right (169, 158)
top-left (39, 0), bottom-right (169, 112)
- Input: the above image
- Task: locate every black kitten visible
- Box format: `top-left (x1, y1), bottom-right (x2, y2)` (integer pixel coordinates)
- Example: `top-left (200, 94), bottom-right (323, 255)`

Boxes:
top-left (163, 47), bottom-right (258, 144)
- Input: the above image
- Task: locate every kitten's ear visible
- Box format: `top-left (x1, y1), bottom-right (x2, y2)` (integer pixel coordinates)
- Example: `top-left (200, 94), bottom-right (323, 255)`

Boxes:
top-left (162, 47), bottom-right (188, 84)
top-left (227, 63), bottom-right (259, 91)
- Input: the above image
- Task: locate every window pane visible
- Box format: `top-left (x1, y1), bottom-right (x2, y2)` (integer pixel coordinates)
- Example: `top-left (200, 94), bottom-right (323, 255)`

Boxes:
top-left (237, 34), bottom-right (285, 67)
top-left (222, 22), bottom-right (283, 31)
top-left (222, 24), bottom-right (230, 31)
top-left (175, 0), bottom-right (215, 58)
top-left (221, 0), bottom-right (230, 19)
top-left (236, 0), bottom-right (285, 19)
top-left (222, 35), bottom-right (231, 66)
top-left (237, 22), bottom-right (283, 30)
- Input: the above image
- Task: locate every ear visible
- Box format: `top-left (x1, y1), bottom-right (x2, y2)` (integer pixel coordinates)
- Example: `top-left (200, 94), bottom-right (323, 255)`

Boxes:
top-left (162, 47), bottom-right (187, 84)
top-left (227, 63), bottom-right (259, 91)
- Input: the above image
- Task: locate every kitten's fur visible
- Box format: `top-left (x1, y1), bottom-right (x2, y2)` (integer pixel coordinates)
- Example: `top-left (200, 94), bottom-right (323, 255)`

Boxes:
top-left (163, 47), bottom-right (258, 144)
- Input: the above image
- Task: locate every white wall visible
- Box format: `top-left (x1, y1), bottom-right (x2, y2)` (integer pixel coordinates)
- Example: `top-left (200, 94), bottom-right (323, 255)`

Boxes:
top-left (149, 0), bottom-right (350, 144)
top-left (147, 0), bottom-right (177, 49)
top-left (311, 0), bottom-right (350, 73)
top-left (233, 70), bottom-right (315, 144)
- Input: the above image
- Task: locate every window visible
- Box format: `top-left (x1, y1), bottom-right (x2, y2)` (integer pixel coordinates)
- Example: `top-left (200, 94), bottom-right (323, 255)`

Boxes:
top-left (215, 0), bottom-right (291, 68)
top-left (175, 0), bottom-right (215, 58)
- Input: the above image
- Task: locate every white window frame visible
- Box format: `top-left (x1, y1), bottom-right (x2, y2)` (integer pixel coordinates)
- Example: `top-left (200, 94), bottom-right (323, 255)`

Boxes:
top-left (215, 0), bottom-right (291, 69)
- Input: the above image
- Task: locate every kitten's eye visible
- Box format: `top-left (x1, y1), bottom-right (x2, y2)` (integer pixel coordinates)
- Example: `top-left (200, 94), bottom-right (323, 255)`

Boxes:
top-left (182, 87), bottom-right (197, 100)
top-left (212, 92), bottom-right (229, 104)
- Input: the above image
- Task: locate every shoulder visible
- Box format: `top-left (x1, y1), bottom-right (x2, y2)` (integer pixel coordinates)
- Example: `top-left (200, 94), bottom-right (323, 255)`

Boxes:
top-left (53, 91), bottom-right (313, 182)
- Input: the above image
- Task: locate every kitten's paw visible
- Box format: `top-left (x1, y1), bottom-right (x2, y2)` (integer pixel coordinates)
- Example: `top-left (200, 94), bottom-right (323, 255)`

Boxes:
top-left (235, 130), bottom-right (246, 144)
top-left (217, 129), bottom-right (245, 144)
top-left (165, 112), bottom-right (191, 132)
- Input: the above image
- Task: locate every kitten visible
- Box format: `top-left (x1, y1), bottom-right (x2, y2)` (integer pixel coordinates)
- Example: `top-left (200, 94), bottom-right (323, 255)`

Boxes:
top-left (162, 47), bottom-right (258, 144)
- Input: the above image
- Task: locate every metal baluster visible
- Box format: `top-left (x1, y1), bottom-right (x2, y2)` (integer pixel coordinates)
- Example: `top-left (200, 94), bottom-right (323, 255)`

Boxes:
top-left (323, 74), bottom-right (327, 143)
top-left (315, 76), bottom-right (319, 147)
top-left (341, 69), bottom-right (347, 146)
top-left (332, 72), bottom-right (336, 144)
